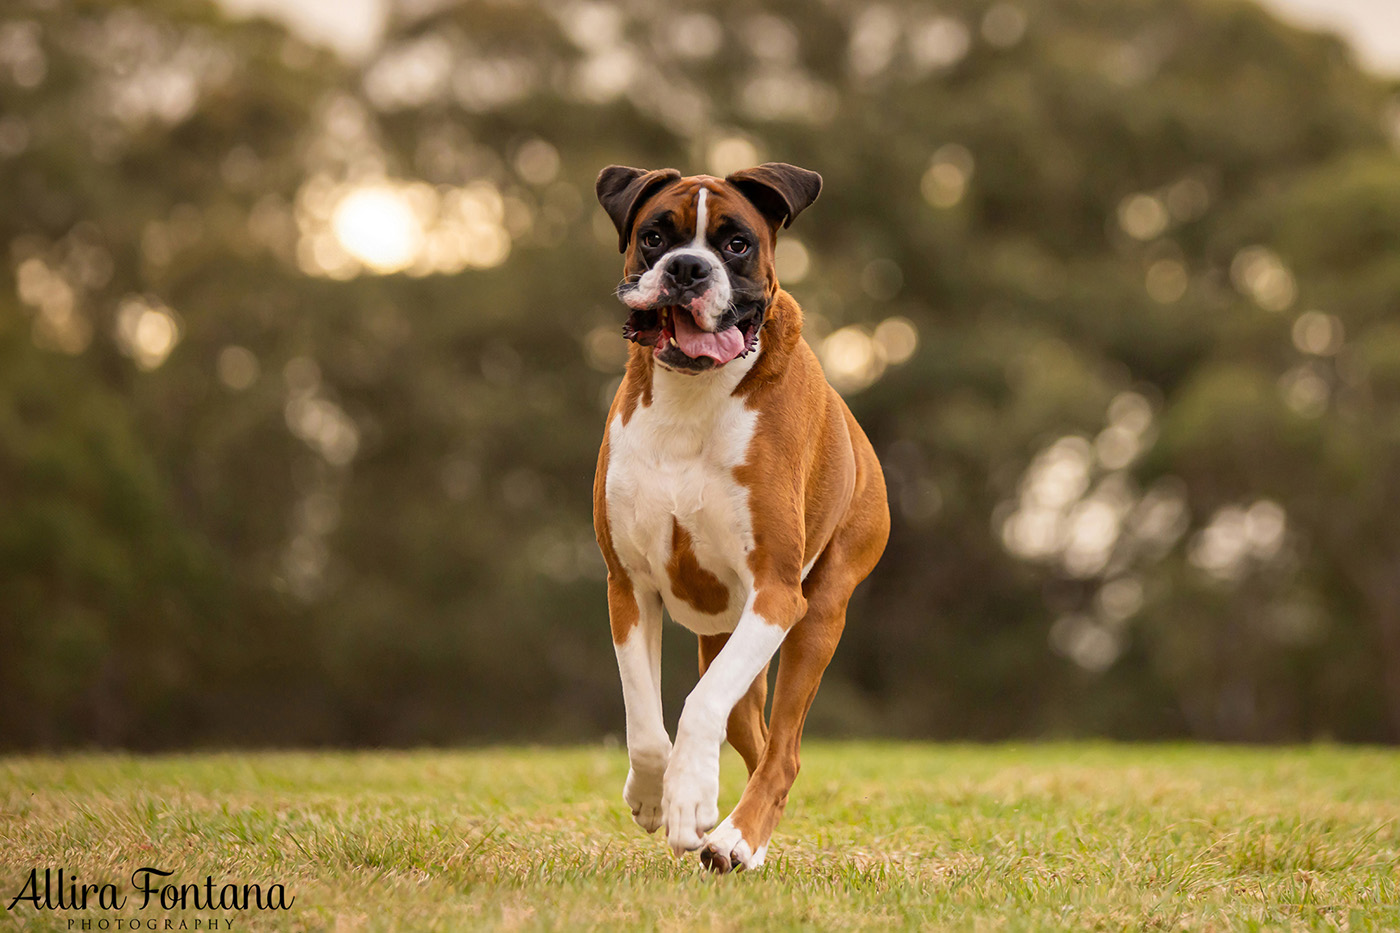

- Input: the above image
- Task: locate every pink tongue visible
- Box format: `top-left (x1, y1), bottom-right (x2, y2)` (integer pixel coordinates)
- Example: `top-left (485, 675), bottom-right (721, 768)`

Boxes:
top-left (673, 310), bottom-right (744, 364)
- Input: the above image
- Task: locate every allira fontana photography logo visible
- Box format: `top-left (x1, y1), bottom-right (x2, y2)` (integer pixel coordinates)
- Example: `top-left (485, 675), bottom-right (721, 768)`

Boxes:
top-left (8, 867), bottom-right (294, 925)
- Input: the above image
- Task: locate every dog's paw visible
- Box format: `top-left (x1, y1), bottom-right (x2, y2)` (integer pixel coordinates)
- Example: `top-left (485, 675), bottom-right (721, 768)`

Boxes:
top-left (622, 765), bottom-right (665, 833)
top-left (661, 745), bottom-right (720, 855)
top-left (699, 816), bottom-right (767, 874)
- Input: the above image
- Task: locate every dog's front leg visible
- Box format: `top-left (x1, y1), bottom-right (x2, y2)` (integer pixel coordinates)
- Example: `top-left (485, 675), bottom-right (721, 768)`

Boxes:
top-left (662, 585), bottom-right (806, 855)
top-left (610, 577), bottom-right (669, 833)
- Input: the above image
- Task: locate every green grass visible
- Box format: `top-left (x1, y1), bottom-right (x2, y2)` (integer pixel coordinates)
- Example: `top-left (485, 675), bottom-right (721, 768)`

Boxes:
top-left (2, 743), bottom-right (1399, 931)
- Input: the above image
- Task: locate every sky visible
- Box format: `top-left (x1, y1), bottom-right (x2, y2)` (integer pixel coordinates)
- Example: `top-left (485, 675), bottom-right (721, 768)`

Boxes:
top-left (217, 0), bottom-right (387, 61)
top-left (1264, 0), bottom-right (1400, 75)
top-left (214, 0), bottom-right (1400, 75)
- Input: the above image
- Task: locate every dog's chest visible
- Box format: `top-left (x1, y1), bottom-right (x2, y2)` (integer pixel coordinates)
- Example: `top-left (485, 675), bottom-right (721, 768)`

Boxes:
top-left (605, 371), bottom-right (758, 635)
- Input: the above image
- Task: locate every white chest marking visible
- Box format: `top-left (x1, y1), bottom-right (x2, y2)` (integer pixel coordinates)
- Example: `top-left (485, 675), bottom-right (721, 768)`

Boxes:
top-left (605, 353), bottom-right (759, 635)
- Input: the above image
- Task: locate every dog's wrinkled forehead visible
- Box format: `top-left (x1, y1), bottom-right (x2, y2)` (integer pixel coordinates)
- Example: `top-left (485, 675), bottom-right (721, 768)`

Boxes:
top-left (596, 162), bottom-right (822, 256)
top-left (631, 178), bottom-right (767, 251)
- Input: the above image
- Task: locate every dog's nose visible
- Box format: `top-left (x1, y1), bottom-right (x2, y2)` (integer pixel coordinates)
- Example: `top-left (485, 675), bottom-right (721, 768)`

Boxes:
top-left (667, 257), bottom-right (708, 289)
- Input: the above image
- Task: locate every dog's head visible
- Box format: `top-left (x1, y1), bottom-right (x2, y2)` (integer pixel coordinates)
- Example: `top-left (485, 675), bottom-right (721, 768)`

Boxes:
top-left (596, 163), bottom-right (821, 374)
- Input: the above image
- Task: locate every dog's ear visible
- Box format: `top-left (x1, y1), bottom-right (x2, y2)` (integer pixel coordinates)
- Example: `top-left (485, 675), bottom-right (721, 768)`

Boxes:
top-left (596, 165), bottom-right (682, 253)
top-left (725, 162), bottom-right (822, 231)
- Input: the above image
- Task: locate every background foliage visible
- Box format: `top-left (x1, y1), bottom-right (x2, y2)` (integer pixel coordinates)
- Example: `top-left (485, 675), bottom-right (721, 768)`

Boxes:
top-left (4, 0), bottom-right (1400, 748)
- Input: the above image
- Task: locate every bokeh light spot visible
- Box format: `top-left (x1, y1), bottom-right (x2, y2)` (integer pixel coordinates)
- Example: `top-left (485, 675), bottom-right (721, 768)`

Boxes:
top-left (115, 296), bottom-right (181, 370)
top-left (873, 316), bottom-right (918, 364)
top-left (1292, 311), bottom-right (1344, 356)
top-left (707, 136), bottom-right (760, 176)
top-left (909, 16), bottom-right (970, 72)
top-left (775, 238), bottom-right (811, 284)
top-left (1145, 258), bottom-right (1188, 303)
top-left (922, 144), bottom-right (974, 209)
top-left (1231, 246), bottom-right (1297, 312)
top-left (1118, 194), bottom-right (1168, 240)
top-left (821, 326), bottom-right (886, 394)
top-left (666, 12), bottom-right (723, 60)
top-left (514, 138), bottom-right (560, 186)
top-left (218, 345), bottom-right (260, 390)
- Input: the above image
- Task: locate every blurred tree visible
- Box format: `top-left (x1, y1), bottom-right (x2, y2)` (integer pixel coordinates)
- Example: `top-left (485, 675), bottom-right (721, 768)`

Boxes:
top-left (2, 0), bottom-right (1399, 747)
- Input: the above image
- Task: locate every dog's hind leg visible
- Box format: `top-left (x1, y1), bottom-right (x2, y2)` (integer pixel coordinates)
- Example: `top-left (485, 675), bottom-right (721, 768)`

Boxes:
top-left (701, 449), bottom-right (888, 874)
top-left (698, 560), bottom-right (848, 873)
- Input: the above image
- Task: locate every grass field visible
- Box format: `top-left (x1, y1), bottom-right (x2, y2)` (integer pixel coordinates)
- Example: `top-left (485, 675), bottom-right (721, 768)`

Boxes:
top-left (2, 743), bottom-right (1399, 931)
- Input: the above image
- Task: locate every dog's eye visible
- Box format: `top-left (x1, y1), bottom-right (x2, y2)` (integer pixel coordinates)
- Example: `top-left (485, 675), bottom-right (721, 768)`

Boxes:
top-left (640, 231), bottom-right (663, 249)
top-left (724, 237), bottom-right (750, 256)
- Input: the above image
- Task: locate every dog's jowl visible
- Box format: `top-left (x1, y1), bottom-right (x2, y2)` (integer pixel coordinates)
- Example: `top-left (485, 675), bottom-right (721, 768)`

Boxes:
top-left (593, 163), bottom-right (890, 873)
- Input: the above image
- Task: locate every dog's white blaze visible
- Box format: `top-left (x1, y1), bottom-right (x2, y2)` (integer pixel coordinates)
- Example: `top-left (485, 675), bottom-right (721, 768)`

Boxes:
top-left (620, 185), bottom-right (732, 328)
top-left (692, 187), bottom-right (709, 249)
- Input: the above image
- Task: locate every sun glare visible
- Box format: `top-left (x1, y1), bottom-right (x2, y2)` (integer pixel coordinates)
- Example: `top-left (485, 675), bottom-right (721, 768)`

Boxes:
top-left (331, 185), bottom-right (423, 273)
top-left (296, 174), bottom-right (516, 278)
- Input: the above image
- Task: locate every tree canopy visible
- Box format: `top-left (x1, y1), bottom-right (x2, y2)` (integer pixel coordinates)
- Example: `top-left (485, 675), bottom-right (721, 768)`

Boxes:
top-left (3, 0), bottom-right (1400, 747)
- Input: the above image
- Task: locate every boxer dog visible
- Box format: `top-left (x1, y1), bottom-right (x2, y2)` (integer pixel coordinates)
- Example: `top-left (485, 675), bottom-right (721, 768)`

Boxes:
top-left (593, 163), bottom-right (889, 873)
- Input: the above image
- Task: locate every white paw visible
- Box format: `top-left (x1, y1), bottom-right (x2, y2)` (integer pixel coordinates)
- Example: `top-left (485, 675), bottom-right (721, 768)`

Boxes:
top-left (700, 816), bottom-right (767, 873)
top-left (623, 765), bottom-right (665, 833)
top-left (661, 745), bottom-right (720, 855)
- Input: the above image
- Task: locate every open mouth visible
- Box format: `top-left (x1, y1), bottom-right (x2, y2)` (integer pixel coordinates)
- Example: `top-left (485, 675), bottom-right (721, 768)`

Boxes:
top-left (622, 305), bottom-right (764, 368)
